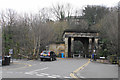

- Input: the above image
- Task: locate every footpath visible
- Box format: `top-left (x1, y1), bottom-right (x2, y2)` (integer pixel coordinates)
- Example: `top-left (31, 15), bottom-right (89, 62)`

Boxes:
top-left (75, 59), bottom-right (118, 80)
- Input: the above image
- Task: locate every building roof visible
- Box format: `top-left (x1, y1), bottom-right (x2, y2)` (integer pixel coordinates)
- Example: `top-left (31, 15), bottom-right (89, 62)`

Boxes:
top-left (63, 29), bottom-right (99, 34)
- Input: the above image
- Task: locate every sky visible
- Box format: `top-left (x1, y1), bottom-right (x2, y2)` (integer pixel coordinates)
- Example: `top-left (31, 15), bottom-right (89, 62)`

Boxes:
top-left (0, 0), bottom-right (119, 14)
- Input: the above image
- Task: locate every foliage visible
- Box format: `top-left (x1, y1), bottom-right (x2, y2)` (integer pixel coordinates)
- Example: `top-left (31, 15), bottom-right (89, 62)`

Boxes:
top-left (92, 7), bottom-right (118, 56)
top-left (83, 5), bottom-right (110, 27)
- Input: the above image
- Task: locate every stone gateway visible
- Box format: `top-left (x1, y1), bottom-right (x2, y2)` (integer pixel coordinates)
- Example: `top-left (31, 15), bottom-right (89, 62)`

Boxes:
top-left (63, 29), bottom-right (99, 58)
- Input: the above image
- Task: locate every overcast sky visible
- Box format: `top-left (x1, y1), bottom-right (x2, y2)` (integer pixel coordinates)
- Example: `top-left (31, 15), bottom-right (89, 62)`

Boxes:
top-left (0, 0), bottom-right (119, 13)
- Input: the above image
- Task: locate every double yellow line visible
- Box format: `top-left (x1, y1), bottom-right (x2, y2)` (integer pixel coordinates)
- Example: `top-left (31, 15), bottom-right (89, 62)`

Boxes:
top-left (70, 59), bottom-right (90, 78)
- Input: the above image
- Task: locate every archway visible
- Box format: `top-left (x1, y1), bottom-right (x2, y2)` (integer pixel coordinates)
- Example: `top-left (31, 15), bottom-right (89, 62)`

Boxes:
top-left (74, 40), bottom-right (84, 57)
top-left (63, 29), bottom-right (99, 58)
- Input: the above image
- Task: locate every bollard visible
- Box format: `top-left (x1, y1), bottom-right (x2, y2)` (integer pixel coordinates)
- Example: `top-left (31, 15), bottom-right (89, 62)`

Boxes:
top-left (61, 53), bottom-right (64, 58)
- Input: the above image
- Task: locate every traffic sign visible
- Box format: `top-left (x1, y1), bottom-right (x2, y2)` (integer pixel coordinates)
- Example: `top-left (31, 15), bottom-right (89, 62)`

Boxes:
top-left (9, 49), bottom-right (13, 54)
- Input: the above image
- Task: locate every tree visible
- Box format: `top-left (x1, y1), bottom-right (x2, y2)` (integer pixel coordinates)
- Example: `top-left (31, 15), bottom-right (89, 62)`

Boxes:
top-left (82, 5), bottom-right (110, 27)
top-left (92, 7), bottom-right (118, 55)
top-left (51, 3), bottom-right (73, 21)
top-left (1, 9), bottom-right (17, 55)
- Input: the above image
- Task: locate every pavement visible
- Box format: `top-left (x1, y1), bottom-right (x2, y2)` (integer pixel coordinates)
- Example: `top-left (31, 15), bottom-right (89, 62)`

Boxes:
top-left (1, 58), bottom-right (119, 80)
top-left (76, 61), bottom-right (118, 78)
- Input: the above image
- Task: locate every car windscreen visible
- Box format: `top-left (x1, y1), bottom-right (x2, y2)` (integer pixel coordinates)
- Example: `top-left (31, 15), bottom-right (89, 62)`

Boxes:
top-left (42, 51), bottom-right (48, 54)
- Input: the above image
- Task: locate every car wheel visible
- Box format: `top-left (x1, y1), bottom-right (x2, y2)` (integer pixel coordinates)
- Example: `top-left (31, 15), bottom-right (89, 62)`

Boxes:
top-left (52, 58), bottom-right (54, 61)
top-left (54, 58), bottom-right (56, 60)
top-left (50, 57), bottom-right (52, 61)
top-left (41, 59), bottom-right (43, 61)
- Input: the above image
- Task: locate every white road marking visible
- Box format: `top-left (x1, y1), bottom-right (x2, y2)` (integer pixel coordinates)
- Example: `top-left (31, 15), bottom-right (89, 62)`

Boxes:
top-left (80, 76), bottom-right (85, 78)
top-left (48, 76), bottom-right (57, 78)
top-left (41, 73), bottom-right (49, 76)
top-left (36, 73), bottom-right (44, 76)
top-left (24, 67), bottom-right (66, 78)
top-left (40, 67), bottom-right (48, 70)
top-left (51, 75), bottom-right (61, 77)
top-left (64, 77), bottom-right (71, 78)
top-left (25, 67), bottom-right (48, 76)
top-left (25, 67), bottom-right (48, 73)
top-left (32, 67), bottom-right (48, 72)
top-left (25, 72), bottom-right (37, 75)
top-left (78, 73), bottom-right (85, 78)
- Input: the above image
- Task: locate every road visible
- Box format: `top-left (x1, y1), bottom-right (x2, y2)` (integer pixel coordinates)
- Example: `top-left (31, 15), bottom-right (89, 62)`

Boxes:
top-left (1, 58), bottom-right (119, 79)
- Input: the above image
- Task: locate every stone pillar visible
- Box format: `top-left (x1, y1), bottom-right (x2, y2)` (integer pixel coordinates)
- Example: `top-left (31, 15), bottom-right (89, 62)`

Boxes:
top-left (65, 38), bottom-right (68, 58)
top-left (94, 38), bottom-right (99, 51)
top-left (71, 37), bottom-right (74, 56)
top-left (89, 38), bottom-right (92, 53)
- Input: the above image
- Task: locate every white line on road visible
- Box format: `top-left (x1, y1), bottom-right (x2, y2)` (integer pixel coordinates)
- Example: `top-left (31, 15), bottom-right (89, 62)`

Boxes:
top-left (29, 67), bottom-right (48, 72)
top-left (41, 73), bottom-right (49, 76)
top-left (36, 73), bottom-right (44, 76)
top-left (79, 76), bottom-right (85, 78)
top-left (51, 75), bottom-right (61, 77)
top-left (25, 72), bottom-right (37, 75)
top-left (25, 67), bottom-right (48, 75)
top-left (64, 77), bottom-right (71, 78)
top-left (48, 76), bottom-right (57, 78)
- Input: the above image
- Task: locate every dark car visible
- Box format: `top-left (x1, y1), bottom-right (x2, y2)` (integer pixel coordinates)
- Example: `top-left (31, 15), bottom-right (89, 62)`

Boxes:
top-left (0, 56), bottom-right (2, 66)
top-left (118, 57), bottom-right (120, 67)
top-left (40, 51), bottom-right (56, 61)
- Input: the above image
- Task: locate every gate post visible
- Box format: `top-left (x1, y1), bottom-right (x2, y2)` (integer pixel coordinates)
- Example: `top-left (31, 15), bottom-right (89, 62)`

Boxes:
top-left (71, 37), bottom-right (74, 57)
top-left (94, 38), bottom-right (99, 54)
top-left (65, 38), bottom-right (68, 58)
top-left (89, 38), bottom-right (92, 54)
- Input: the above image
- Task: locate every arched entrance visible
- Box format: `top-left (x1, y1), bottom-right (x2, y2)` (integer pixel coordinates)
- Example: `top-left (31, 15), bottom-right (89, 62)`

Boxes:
top-left (63, 29), bottom-right (99, 58)
top-left (74, 40), bottom-right (83, 54)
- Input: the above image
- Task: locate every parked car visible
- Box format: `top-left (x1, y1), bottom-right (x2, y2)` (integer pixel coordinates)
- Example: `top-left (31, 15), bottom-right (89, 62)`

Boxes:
top-left (40, 51), bottom-right (56, 61)
top-left (118, 57), bottom-right (120, 67)
top-left (0, 56), bottom-right (2, 66)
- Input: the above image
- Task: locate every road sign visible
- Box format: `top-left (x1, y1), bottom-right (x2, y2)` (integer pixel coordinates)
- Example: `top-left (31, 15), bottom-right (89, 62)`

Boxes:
top-left (9, 49), bottom-right (13, 54)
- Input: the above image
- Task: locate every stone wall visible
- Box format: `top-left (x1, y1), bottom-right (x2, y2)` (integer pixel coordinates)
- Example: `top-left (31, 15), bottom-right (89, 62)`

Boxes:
top-left (49, 43), bottom-right (65, 56)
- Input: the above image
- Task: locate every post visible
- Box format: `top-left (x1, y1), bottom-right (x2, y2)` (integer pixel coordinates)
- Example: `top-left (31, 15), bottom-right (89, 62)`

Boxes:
top-left (71, 37), bottom-right (74, 57)
top-left (94, 38), bottom-right (99, 53)
top-left (94, 38), bottom-right (98, 48)
top-left (79, 54), bottom-right (80, 58)
top-left (89, 38), bottom-right (92, 54)
top-left (73, 54), bottom-right (74, 58)
top-left (65, 38), bottom-right (68, 58)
